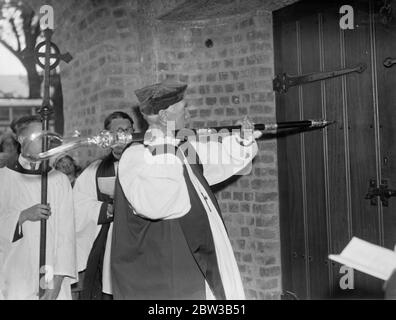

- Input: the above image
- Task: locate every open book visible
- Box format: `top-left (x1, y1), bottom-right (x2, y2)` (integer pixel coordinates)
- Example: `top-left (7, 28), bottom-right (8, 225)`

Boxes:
top-left (329, 237), bottom-right (396, 281)
top-left (98, 177), bottom-right (116, 198)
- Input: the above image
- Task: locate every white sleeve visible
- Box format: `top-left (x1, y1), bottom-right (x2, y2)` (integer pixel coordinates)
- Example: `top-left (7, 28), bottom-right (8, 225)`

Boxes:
top-left (0, 202), bottom-right (21, 245)
top-left (0, 171), bottom-right (22, 244)
top-left (119, 144), bottom-right (191, 220)
top-left (73, 161), bottom-right (105, 231)
top-left (72, 161), bottom-right (105, 271)
top-left (53, 174), bottom-right (77, 281)
top-left (188, 134), bottom-right (258, 186)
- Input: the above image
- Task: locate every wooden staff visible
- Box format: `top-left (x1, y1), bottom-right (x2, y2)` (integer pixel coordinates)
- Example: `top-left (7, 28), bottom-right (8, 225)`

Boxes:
top-left (38, 28), bottom-right (52, 298)
top-left (22, 119), bottom-right (336, 162)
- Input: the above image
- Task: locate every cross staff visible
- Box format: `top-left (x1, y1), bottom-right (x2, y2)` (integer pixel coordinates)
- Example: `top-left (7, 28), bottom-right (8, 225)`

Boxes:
top-left (34, 28), bottom-right (72, 298)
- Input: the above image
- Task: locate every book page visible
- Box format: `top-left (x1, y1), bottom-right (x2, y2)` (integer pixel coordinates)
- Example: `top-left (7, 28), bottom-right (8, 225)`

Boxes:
top-left (98, 177), bottom-right (116, 198)
top-left (329, 237), bottom-right (396, 281)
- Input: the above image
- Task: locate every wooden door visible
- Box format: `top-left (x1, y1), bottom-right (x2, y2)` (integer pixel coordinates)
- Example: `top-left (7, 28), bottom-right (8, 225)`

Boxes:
top-left (274, 0), bottom-right (396, 299)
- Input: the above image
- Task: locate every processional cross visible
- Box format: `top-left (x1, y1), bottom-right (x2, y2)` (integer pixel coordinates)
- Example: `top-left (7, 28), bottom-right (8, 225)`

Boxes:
top-left (34, 27), bottom-right (72, 298)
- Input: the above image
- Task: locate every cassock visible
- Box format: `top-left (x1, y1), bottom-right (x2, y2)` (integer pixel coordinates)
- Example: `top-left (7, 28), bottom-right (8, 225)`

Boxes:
top-left (0, 155), bottom-right (77, 300)
top-left (73, 153), bottom-right (117, 298)
top-left (111, 133), bottom-right (257, 300)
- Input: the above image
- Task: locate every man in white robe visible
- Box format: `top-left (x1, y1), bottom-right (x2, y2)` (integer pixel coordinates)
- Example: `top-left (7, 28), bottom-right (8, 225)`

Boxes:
top-left (111, 82), bottom-right (262, 299)
top-left (0, 115), bottom-right (77, 300)
top-left (73, 111), bottom-right (134, 299)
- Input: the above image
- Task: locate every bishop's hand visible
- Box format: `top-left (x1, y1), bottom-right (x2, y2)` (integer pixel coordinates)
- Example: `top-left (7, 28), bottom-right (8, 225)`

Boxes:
top-left (237, 116), bottom-right (262, 145)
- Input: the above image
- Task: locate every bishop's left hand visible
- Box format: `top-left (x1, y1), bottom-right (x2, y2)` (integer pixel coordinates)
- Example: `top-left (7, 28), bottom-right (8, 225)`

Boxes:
top-left (237, 116), bottom-right (263, 143)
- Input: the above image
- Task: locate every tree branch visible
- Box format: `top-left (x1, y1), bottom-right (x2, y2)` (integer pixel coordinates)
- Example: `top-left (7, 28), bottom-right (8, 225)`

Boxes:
top-left (33, 18), bottom-right (41, 40)
top-left (9, 17), bottom-right (21, 52)
top-left (23, 8), bottom-right (35, 49)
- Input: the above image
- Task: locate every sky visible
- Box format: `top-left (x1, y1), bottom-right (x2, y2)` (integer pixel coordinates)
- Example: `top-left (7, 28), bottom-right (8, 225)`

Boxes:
top-left (0, 42), bottom-right (26, 75)
top-left (0, 42), bottom-right (28, 97)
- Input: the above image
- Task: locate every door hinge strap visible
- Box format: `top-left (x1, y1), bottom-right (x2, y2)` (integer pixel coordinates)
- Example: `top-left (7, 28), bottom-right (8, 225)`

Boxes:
top-left (273, 63), bottom-right (367, 93)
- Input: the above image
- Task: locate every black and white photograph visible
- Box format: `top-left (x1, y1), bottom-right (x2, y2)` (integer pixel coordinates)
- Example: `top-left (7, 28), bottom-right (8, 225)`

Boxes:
top-left (0, 0), bottom-right (395, 307)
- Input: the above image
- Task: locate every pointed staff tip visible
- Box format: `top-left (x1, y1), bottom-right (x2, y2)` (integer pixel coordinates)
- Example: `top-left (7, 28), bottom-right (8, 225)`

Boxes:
top-left (324, 120), bottom-right (336, 126)
top-left (310, 119), bottom-right (336, 128)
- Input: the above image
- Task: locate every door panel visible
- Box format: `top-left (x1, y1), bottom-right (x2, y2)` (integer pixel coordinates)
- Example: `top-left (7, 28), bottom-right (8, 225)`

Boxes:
top-left (275, 17), bottom-right (308, 299)
top-left (375, 5), bottom-right (396, 252)
top-left (300, 14), bottom-right (330, 299)
top-left (321, 9), bottom-right (350, 298)
top-left (274, 0), bottom-right (394, 299)
top-left (344, 1), bottom-right (383, 297)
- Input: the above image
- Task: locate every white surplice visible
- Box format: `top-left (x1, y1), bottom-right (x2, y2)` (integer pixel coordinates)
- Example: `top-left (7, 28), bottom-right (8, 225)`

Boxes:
top-left (0, 157), bottom-right (77, 300)
top-left (119, 133), bottom-right (258, 300)
top-left (73, 160), bottom-right (117, 295)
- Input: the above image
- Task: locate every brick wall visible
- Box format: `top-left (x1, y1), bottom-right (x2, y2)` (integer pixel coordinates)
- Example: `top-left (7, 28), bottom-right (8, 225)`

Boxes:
top-left (27, 0), bottom-right (282, 299)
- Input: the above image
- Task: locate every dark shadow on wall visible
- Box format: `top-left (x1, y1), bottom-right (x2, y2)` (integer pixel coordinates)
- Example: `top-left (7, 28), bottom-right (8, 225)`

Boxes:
top-left (131, 105), bottom-right (149, 133)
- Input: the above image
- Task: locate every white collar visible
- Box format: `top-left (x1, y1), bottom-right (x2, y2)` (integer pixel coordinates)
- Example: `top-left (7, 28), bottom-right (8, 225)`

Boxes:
top-left (18, 154), bottom-right (40, 170)
top-left (144, 130), bottom-right (181, 147)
